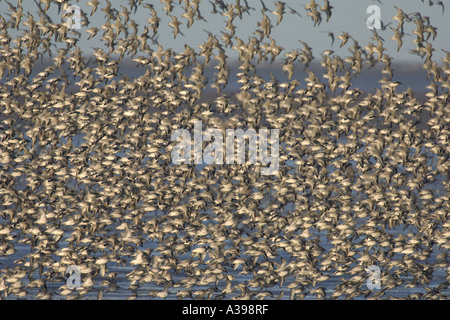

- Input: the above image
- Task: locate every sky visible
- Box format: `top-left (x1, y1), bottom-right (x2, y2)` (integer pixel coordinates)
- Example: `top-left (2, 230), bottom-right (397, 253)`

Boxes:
top-left (0, 0), bottom-right (448, 63)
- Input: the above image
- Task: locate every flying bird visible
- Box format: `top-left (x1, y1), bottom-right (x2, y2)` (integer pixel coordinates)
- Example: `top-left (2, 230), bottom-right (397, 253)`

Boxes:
top-left (168, 14), bottom-right (183, 38)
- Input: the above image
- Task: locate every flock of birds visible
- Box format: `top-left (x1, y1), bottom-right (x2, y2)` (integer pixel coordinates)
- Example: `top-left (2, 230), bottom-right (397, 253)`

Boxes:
top-left (0, 0), bottom-right (449, 300)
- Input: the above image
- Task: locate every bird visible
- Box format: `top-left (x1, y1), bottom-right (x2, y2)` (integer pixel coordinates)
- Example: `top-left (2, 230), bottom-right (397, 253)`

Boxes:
top-left (87, 0), bottom-right (99, 16)
top-left (272, 2), bottom-right (286, 25)
top-left (168, 15), bottom-right (183, 39)
top-left (257, 11), bottom-right (273, 39)
top-left (86, 27), bottom-right (98, 40)
top-left (393, 6), bottom-right (410, 31)
top-left (182, 5), bottom-right (196, 28)
top-left (321, 31), bottom-right (335, 47)
top-left (161, 0), bottom-right (174, 15)
top-left (435, 1), bottom-right (445, 15)
top-left (338, 32), bottom-right (351, 47)
top-left (320, 0), bottom-right (333, 22)
top-left (260, 0), bottom-right (269, 13)
top-left (390, 27), bottom-right (404, 51)
top-left (101, 0), bottom-right (117, 21)
top-left (286, 5), bottom-right (302, 17)
top-left (306, 5), bottom-right (322, 26)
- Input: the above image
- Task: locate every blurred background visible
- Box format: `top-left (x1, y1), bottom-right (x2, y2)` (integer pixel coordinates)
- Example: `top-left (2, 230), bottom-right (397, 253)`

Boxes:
top-left (1, 0), bottom-right (447, 95)
top-left (1, 0), bottom-right (448, 61)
